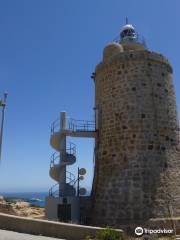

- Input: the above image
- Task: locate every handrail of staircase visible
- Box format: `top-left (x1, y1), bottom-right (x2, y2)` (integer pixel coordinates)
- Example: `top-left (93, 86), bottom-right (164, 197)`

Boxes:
top-left (50, 142), bottom-right (76, 168)
top-left (50, 117), bottom-right (59, 134)
top-left (67, 142), bottom-right (76, 156)
top-left (49, 183), bottom-right (59, 197)
top-left (50, 152), bottom-right (59, 168)
top-left (66, 170), bottom-right (76, 185)
top-left (49, 171), bottom-right (76, 197)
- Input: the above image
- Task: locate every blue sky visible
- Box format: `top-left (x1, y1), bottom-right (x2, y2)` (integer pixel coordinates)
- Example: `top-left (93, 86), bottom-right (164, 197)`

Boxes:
top-left (0, 0), bottom-right (180, 192)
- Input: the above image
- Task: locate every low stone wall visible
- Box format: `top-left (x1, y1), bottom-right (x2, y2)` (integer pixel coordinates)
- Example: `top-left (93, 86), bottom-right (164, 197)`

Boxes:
top-left (0, 213), bottom-right (123, 240)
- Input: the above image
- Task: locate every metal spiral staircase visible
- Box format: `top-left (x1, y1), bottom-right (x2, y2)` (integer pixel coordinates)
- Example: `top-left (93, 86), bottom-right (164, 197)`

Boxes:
top-left (49, 112), bottom-right (96, 198)
top-left (49, 142), bottom-right (77, 197)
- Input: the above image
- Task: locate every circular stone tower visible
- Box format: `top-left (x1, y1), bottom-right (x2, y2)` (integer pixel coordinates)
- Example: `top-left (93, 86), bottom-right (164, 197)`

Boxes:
top-left (91, 23), bottom-right (180, 226)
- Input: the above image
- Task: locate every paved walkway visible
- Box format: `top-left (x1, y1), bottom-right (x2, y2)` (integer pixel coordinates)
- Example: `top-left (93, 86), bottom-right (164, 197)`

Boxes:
top-left (0, 230), bottom-right (65, 240)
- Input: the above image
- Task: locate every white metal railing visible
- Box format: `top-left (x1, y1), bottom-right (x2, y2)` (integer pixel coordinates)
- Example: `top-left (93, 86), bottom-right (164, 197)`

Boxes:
top-left (112, 33), bottom-right (147, 48)
top-left (51, 117), bottom-right (95, 134)
top-left (68, 118), bottom-right (95, 132)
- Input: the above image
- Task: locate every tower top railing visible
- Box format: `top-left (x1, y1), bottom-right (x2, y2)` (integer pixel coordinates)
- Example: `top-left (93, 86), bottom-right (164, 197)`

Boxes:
top-left (112, 33), bottom-right (147, 48)
top-left (51, 117), bottom-right (95, 134)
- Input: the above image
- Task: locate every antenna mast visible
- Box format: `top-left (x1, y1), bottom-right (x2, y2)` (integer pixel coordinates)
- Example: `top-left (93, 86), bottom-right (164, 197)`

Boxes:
top-left (0, 92), bottom-right (8, 162)
top-left (125, 17), bottom-right (128, 24)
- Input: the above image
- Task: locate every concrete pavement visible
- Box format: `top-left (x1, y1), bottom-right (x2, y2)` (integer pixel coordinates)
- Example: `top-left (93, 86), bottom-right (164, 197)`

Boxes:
top-left (0, 230), bottom-right (65, 240)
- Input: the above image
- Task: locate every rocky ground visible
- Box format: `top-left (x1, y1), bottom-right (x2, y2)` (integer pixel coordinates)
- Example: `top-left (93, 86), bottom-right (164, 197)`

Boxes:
top-left (0, 196), bottom-right (45, 219)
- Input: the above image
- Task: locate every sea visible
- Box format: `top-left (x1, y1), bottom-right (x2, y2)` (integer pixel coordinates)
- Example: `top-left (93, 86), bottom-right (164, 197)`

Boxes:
top-left (0, 192), bottom-right (48, 208)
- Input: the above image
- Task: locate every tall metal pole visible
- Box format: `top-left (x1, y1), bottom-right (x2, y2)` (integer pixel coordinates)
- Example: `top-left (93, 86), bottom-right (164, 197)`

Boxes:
top-left (0, 92), bottom-right (8, 162)
top-left (77, 167), bottom-right (80, 197)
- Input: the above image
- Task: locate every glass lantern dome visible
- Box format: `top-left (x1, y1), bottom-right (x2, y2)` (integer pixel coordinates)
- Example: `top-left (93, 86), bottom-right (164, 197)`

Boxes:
top-left (120, 24), bottom-right (137, 43)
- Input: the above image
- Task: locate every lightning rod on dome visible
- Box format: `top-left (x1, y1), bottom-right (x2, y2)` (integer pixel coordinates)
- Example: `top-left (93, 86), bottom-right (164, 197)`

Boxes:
top-left (125, 17), bottom-right (128, 24)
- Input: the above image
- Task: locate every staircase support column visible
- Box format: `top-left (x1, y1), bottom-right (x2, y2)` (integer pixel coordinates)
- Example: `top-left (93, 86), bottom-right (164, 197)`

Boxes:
top-left (59, 111), bottom-right (67, 197)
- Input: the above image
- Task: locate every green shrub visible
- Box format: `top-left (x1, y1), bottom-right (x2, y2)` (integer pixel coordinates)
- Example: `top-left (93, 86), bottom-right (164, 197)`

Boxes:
top-left (96, 228), bottom-right (123, 240)
top-left (85, 235), bottom-right (94, 240)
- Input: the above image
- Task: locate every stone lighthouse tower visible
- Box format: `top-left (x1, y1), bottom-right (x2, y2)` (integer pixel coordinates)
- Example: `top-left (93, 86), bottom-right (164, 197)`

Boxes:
top-left (91, 23), bottom-right (180, 226)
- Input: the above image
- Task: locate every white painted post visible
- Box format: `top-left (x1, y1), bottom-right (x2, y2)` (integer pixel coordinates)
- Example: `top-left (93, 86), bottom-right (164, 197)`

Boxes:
top-left (60, 111), bottom-right (67, 130)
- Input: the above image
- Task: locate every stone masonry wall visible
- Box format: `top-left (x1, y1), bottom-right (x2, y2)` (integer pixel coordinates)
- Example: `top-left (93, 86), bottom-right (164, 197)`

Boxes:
top-left (91, 49), bottom-right (180, 227)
